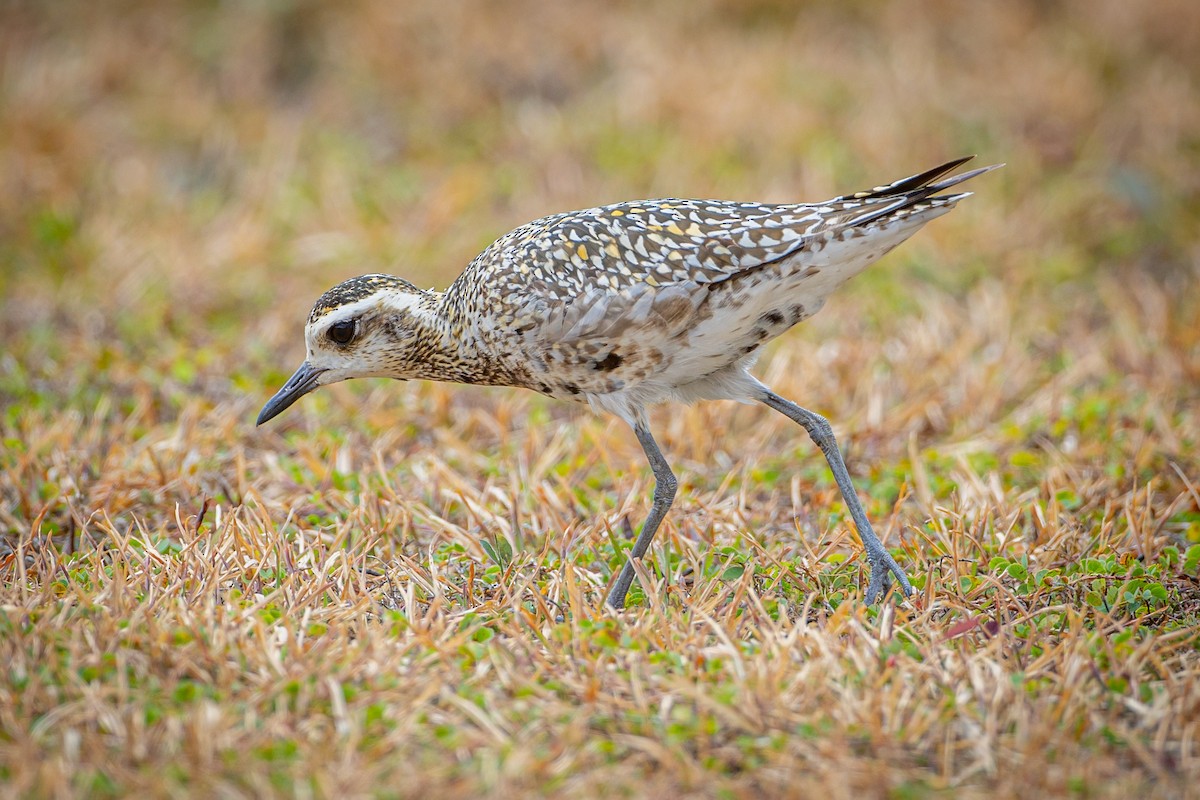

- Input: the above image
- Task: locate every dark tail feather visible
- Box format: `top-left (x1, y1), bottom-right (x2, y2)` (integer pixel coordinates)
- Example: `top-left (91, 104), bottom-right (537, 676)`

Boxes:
top-left (843, 160), bottom-right (1004, 229)
top-left (843, 155), bottom-right (977, 201)
top-left (921, 163), bottom-right (1005, 194)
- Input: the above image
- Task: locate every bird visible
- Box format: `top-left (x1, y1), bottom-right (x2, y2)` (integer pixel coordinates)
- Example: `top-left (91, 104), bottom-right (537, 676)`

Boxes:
top-left (257, 156), bottom-right (1001, 609)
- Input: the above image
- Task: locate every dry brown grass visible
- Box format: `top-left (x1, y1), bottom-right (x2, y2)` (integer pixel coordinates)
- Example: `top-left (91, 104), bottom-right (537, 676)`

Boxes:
top-left (2, 1), bottom-right (1199, 797)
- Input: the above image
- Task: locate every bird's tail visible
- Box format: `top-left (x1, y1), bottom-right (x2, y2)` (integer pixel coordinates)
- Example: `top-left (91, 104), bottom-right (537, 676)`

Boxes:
top-left (839, 156), bottom-right (1004, 229)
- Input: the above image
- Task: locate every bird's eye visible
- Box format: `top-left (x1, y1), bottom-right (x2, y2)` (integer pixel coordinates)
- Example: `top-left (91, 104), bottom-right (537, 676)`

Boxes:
top-left (327, 319), bottom-right (357, 345)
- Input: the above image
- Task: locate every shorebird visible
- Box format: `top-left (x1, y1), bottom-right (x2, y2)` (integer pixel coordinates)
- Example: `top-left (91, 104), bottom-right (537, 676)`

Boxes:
top-left (258, 156), bottom-right (1000, 609)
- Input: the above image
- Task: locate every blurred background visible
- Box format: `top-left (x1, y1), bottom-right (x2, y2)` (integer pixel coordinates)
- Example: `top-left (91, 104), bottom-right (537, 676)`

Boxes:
top-left (0, 0), bottom-right (1197, 525)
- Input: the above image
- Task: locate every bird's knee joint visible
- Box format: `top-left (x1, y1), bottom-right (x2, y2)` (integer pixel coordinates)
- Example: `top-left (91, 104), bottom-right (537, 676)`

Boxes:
top-left (807, 414), bottom-right (835, 443)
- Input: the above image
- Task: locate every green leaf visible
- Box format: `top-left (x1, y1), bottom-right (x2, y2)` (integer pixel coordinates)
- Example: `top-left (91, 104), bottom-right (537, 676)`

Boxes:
top-left (721, 565), bottom-right (745, 581)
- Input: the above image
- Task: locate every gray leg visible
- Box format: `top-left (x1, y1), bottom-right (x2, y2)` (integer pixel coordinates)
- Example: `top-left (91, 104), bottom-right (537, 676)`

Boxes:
top-left (608, 424), bottom-right (677, 609)
top-left (760, 389), bottom-right (912, 603)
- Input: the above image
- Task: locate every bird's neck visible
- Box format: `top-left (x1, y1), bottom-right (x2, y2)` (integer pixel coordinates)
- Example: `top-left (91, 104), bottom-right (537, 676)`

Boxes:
top-left (399, 291), bottom-right (523, 387)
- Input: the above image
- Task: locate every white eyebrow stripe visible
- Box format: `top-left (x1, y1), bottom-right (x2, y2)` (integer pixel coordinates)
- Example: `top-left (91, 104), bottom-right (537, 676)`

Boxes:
top-left (310, 289), bottom-right (427, 330)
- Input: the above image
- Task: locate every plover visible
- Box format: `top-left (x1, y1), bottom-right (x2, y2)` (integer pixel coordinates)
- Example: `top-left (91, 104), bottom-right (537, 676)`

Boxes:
top-left (258, 156), bottom-right (1001, 609)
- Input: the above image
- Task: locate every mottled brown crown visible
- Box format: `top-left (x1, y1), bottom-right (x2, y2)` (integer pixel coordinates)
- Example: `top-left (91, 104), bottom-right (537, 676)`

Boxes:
top-left (308, 274), bottom-right (420, 323)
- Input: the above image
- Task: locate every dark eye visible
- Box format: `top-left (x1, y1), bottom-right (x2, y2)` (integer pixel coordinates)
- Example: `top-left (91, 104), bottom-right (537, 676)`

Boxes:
top-left (327, 319), bottom-right (357, 345)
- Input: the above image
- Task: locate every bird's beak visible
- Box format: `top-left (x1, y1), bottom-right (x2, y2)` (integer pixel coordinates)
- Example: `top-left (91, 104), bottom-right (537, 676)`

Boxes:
top-left (256, 362), bottom-right (326, 425)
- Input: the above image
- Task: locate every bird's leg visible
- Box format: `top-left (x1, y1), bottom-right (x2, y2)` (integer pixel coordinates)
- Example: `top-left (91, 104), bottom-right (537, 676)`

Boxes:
top-left (759, 389), bottom-right (912, 603)
top-left (607, 423), bottom-right (677, 609)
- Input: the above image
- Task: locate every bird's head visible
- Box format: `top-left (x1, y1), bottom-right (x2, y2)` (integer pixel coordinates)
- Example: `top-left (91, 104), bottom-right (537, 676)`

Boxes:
top-left (256, 274), bottom-right (432, 425)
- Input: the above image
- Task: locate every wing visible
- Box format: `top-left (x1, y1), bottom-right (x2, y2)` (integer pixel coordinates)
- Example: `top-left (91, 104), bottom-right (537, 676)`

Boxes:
top-left (497, 199), bottom-right (829, 299)
top-left (445, 157), bottom-right (999, 382)
top-left (482, 157), bottom-right (996, 303)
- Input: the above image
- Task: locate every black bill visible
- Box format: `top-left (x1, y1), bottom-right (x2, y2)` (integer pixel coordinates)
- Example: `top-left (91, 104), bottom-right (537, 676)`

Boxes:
top-left (256, 362), bottom-right (326, 425)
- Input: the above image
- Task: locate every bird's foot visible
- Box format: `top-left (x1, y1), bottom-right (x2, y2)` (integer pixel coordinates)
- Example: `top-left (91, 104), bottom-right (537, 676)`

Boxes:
top-left (864, 546), bottom-right (913, 604)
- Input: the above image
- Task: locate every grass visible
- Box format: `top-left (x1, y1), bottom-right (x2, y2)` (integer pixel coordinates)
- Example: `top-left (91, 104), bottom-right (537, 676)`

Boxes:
top-left (2, 0), bottom-right (1199, 797)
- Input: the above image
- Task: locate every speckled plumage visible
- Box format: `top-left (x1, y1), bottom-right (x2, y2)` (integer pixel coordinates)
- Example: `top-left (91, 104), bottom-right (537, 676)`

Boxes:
top-left (261, 156), bottom-right (1002, 608)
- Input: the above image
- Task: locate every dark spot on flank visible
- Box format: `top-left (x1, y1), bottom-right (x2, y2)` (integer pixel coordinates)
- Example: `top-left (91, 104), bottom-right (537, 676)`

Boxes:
top-left (760, 311), bottom-right (784, 327)
top-left (594, 352), bottom-right (623, 371)
top-left (790, 304), bottom-right (808, 323)
top-left (752, 327), bottom-right (769, 341)
top-left (564, 383), bottom-right (581, 395)
top-left (653, 293), bottom-right (698, 325)
top-left (741, 344), bottom-right (758, 355)
top-left (537, 383), bottom-right (551, 394)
